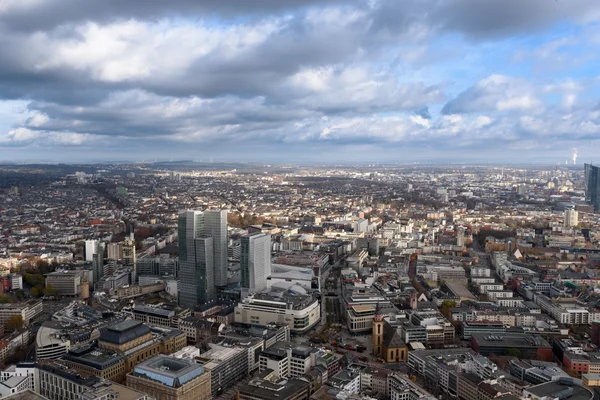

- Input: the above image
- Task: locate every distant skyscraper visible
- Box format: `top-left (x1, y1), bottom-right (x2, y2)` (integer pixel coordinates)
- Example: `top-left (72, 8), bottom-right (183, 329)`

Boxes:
top-left (178, 209), bottom-right (227, 308)
top-left (407, 253), bottom-right (417, 280)
top-left (564, 208), bottom-right (579, 228)
top-left (203, 209), bottom-right (228, 288)
top-left (85, 240), bottom-right (98, 262)
top-left (240, 232), bottom-right (271, 297)
top-left (92, 242), bottom-right (105, 284)
top-left (585, 164), bottom-right (600, 212)
top-left (107, 243), bottom-right (122, 261)
top-left (178, 211), bottom-right (215, 308)
top-left (122, 239), bottom-right (136, 267)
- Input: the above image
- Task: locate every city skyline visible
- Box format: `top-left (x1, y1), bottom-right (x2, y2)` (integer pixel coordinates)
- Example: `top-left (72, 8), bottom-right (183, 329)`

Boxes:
top-left (1, 1), bottom-right (600, 162)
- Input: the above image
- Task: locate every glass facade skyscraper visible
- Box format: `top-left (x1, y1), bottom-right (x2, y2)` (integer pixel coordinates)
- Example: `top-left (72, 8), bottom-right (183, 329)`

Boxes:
top-left (203, 210), bottom-right (229, 288)
top-left (585, 164), bottom-right (600, 211)
top-left (178, 210), bottom-right (226, 308)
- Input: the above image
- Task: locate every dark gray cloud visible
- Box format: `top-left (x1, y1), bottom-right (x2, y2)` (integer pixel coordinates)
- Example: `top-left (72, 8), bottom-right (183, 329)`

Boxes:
top-left (432, 0), bottom-right (600, 38)
top-left (0, 0), bottom-right (352, 32)
top-left (1, 0), bottom-right (600, 160)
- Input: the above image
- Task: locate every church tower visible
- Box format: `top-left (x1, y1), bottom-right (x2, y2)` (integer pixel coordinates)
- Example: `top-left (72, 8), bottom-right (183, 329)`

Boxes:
top-left (372, 302), bottom-right (384, 357)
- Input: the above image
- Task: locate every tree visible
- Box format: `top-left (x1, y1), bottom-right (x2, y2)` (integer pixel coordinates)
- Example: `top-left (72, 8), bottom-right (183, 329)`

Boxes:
top-left (440, 300), bottom-right (457, 309)
top-left (31, 287), bottom-right (40, 297)
top-left (24, 273), bottom-right (45, 288)
top-left (5, 315), bottom-right (24, 331)
top-left (15, 290), bottom-right (25, 300)
top-left (0, 294), bottom-right (11, 304)
top-left (440, 300), bottom-right (456, 320)
top-left (506, 348), bottom-right (521, 358)
top-left (44, 284), bottom-right (58, 297)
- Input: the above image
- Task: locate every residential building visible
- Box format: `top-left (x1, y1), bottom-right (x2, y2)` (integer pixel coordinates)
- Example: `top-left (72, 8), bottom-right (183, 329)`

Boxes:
top-left (389, 373), bottom-right (436, 400)
top-left (258, 341), bottom-right (317, 378)
top-left (0, 300), bottom-right (42, 328)
top-left (237, 369), bottom-right (310, 400)
top-left (328, 366), bottom-right (362, 394)
top-left (9, 274), bottom-right (22, 291)
top-left (107, 243), bottom-right (122, 261)
top-left (582, 373), bottom-right (600, 387)
top-left (35, 360), bottom-right (147, 400)
top-left (564, 208), bottom-right (579, 227)
top-left (400, 310), bottom-right (455, 345)
top-left (197, 343), bottom-right (248, 397)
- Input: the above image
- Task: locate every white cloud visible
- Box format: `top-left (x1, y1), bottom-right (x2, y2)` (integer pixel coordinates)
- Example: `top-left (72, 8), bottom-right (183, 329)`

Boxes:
top-left (35, 19), bottom-right (284, 82)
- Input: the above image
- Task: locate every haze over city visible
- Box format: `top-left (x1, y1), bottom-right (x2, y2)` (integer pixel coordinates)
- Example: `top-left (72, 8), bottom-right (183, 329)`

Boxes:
top-left (1, 0), bottom-right (600, 163)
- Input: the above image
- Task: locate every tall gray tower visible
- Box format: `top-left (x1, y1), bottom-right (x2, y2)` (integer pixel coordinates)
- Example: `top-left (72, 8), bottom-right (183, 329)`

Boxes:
top-left (178, 209), bottom-right (227, 309)
top-left (204, 209), bottom-right (228, 288)
top-left (240, 232), bottom-right (271, 298)
top-left (178, 211), bottom-right (216, 308)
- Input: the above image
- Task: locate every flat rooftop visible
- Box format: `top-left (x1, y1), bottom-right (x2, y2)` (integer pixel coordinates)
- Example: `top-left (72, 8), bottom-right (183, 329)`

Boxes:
top-left (2, 390), bottom-right (48, 400)
top-left (132, 355), bottom-right (206, 388)
top-left (66, 345), bottom-right (124, 369)
top-left (445, 281), bottom-right (477, 300)
top-left (525, 380), bottom-right (593, 400)
top-left (472, 333), bottom-right (550, 348)
top-left (108, 319), bottom-right (143, 332)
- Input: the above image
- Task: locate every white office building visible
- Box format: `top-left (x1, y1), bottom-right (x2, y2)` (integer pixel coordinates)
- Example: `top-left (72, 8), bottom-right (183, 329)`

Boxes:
top-left (84, 240), bottom-right (98, 262)
top-left (241, 233), bottom-right (271, 298)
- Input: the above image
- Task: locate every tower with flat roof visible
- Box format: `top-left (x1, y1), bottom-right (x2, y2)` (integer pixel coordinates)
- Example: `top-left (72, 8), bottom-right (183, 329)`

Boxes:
top-left (585, 164), bottom-right (600, 211)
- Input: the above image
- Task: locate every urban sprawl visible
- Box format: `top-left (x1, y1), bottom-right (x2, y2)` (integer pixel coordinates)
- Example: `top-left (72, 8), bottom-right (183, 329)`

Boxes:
top-left (0, 162), bottom-right (599, 400)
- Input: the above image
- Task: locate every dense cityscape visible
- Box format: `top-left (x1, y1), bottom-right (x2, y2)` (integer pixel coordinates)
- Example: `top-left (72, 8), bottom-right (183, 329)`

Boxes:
top-left (0, 161), bottom-right (597, 400)
top-left (2, 0), bottom-right (600, 399)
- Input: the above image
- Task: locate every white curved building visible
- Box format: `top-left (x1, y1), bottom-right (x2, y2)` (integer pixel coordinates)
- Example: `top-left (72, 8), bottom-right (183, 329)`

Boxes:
top-left (234, 287), bottom-right (320, 333)
top-left (35, 323), bottom-right (70, 360)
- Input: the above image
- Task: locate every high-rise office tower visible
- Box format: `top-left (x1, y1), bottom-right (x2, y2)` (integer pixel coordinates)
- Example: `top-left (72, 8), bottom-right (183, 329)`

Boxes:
top-left (178, 210), bottom-right (226, 308)
top-left (204, 209), bottom-right (228, 287)
top-left (107, 243), bottom-right (122, 261)
top-left (92, 242), bottom-right (105, 284)
top-left (585, 164), bottom-right (600, 211)
top-left (85, 240), bottom-right (98, 262)
top-left (122, 239), bottom-right (136, 267)
top-left (564, 208), bottom-right (579, 228)
top-left (240, 232), bottom-right (271, 298)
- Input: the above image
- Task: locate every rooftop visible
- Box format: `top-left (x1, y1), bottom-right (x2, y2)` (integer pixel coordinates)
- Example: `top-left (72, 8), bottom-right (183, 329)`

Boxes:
top-left (132, 355), bottom-right (206, 388)
top-left (524, 379), bottom-right (593, 400)
top-left (0, 376), bottom-right (28, 389)
top-left (239, 373), bottom-right (309, 399)
top-left (66, 344), bottom-right (124, 370)
top-left (99, 319), bottom-right (151, 345)
top-left (132, 304), bottom-right (175, 318)
top-left (472, 333), bottom-right (551, 348)
top-left (1, 390), bottom-right (48, 400)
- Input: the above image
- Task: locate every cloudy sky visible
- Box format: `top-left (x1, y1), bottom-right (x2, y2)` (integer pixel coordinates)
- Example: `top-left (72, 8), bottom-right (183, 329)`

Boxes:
top-left (1, 0), bottom-right (600, 163)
